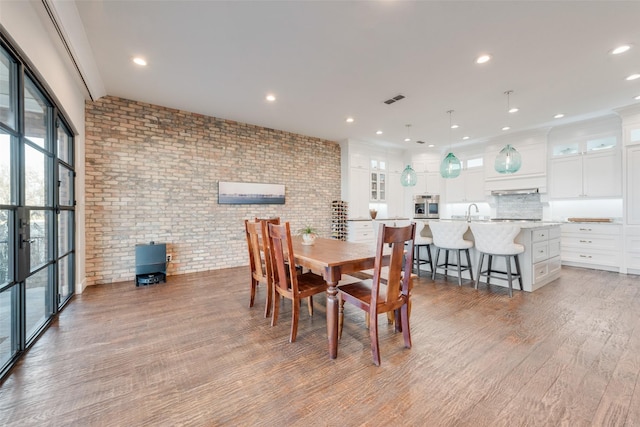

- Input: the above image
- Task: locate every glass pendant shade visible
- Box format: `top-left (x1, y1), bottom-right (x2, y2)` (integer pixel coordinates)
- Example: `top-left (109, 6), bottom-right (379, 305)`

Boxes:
top-left (400, 165), bottom-right (417, 187)
top-left (495, 144), bottom-right (522, 174)
top-left (440, 152), bottom-right (462, 178)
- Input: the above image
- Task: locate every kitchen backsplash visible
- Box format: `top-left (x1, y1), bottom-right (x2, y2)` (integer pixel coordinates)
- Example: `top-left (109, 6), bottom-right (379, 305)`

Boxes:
top-left (494, 193), bottom-right (543, 219)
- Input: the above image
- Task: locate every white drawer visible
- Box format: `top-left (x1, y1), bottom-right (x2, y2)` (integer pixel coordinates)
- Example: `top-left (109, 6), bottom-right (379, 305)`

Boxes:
top-left (532, 241), bottom-right (549, 263)
top-left (561, 248), bottom-right (620, 267)
top-left (532, 229), bottom-right (550, 243)
top-left (533, 261), bottom-right (549, 283)
top-left (562, 223), bottom-right (621, 235)
top-left (562, 235), bottom-right (619, 251)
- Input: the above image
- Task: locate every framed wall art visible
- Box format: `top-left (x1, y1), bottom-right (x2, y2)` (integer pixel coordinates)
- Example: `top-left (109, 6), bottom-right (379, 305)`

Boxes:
top-left (218, 181), bottom-right (285, 205)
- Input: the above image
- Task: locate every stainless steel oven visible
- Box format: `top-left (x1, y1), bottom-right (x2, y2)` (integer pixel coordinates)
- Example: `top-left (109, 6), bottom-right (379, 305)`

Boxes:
top-left (414, 195), bottom-right (439, 219)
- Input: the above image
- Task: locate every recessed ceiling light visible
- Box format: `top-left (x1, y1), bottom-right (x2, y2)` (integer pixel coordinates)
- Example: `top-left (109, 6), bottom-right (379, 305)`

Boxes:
top-left (626, 73), bottom-right (640, 81)
top-left (554, 113), bottom-right (565, 119)
top-left (428, 144), bottom-right (435, 148)
top-left (635, 95), bottom-right (640, 100)
top-left (502, 126), bottom-right (510, 131)
top-left (265, 94), bottom-right (276, 102)
top-left (611, 45), bottom-right (631, 55)
top-left (376, 130), bottom-right (383, 135)
top-left (476, 54), bottom-right (491, 64)
top-left (346, 117), bottom-right (354, 123)
top-left (132, 57), bottom-right (147, 66)
top-left (450, 124), bottom-right (459, 129)
top-left (404, 137), bottom-right (411, 142)
top-left (509, 107), bottom-right (519, 113)
top-left (462, 136), bottom-right (470, 140)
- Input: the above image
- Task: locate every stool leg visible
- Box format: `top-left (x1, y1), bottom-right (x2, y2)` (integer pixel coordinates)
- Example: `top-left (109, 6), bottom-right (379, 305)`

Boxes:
top-left (475, 252), bottom-right (484, 289)
top-left (456, 249), bottom-right (463, 287)
top-left (465, 249), bottom-right (473, 282)
top-left (514, 254), bottom-right (523, 290)
top-left (444, 250), bottom-right (450, 277)
top-left (432, 248), bottom-right (440, 280)
top-left (426, 245), bottom-right (433, 273)
top-left (506, 255), bottom-right (513, 298)
top-left (415, 245), bottom-right (421, 277)
top-left (486, 255), bottom-right (493, 286)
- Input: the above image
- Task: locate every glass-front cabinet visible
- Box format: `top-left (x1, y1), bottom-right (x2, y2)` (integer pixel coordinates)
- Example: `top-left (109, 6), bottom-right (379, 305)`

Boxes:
top-left (370, 158), bottom-right (386, 201)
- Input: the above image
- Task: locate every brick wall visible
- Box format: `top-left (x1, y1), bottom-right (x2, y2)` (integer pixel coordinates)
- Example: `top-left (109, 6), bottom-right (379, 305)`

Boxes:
top-left (85, 96), bottom-right (341, 286)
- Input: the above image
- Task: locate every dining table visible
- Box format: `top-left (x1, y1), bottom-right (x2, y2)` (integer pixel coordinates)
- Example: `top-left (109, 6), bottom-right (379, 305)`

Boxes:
top-left (291, 236), bottom-right (389, 359)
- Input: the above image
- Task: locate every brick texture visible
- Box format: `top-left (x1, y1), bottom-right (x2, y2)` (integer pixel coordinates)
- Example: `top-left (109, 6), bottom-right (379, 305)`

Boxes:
top-left (85, 96), bottom-right (341, 286)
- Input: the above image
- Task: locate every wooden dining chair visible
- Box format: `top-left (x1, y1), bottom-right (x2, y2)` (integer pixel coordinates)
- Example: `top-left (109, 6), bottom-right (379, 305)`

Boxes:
top-left (244, 217), bottom-right (280, 318)
top-left (338, 222), bottom-right (416, 366)
top-left (267, 222), bottom-right (327, 343)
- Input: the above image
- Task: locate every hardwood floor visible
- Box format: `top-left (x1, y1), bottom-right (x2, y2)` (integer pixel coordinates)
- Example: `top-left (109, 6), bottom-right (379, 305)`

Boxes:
top-left (1, 265), bottom-right (639, 426)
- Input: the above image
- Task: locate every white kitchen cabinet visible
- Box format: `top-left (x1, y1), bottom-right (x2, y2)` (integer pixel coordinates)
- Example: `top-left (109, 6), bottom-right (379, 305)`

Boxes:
top-left (561, 223), bottom-right (621, 272)
top-left (348, 167), bottom-right (370, 219)
top-left (549, 149), bottom-right (621, 199)
top-left (425, 171), bottom-right (441, 195)
top-left (626, 145), bottom-right (640, 224)
top-left (445, 167), bottom-right (484, 203)
top-left (484, 142), bottom-right (547, 180)
top-left (624, 226), bottom-right (640, 273)
top-left (386, 171), bottom-right (403, 218)
top-left (347, 220), bottom-right (375, 244)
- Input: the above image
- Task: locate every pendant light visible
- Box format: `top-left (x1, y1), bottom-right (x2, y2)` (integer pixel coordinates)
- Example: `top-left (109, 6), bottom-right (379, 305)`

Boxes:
top-left (400, 124), bottom-right (417, 187)
top-left (495, 91), bottom-right (522, 174)
top-left (400, 165), bottom-right (417, 187)
top-left (440, 110), bottom-right (461, 179)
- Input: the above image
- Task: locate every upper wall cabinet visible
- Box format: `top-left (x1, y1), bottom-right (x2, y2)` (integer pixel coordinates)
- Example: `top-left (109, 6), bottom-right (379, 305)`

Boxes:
top-left (444, 152), bottom-right (485, 203)
top-left (548, 115), bottom-right (622, 199)
top-left (484, 130), bottom-right (549, 193)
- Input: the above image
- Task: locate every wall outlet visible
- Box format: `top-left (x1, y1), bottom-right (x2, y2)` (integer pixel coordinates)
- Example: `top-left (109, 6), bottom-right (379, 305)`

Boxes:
top-left (166, 254), bottom-right (172, 262)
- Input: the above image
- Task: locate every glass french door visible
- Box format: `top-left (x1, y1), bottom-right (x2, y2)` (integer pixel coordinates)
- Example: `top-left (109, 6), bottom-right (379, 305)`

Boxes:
top-left (0, 38), bottom-right (75, 379)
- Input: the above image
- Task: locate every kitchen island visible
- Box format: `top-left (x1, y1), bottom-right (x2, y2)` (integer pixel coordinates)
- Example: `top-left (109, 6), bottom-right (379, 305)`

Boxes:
top-left (421, 220), bottom-right (562, 292)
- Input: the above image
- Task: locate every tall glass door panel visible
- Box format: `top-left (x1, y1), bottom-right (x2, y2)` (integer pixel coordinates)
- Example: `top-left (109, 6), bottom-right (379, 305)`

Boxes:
top-left (0, 131), bottom-right (10, 205)
top-left (30, 209), bottom-right (50, 270)
top-left (0, 285), bottom-right (16, 368)
top-left (58, 254), bottom-right (73, 304)
top-left (24, 144), bottom-right (47, 207)
top-left (25, 266), bottom-right (50, 341)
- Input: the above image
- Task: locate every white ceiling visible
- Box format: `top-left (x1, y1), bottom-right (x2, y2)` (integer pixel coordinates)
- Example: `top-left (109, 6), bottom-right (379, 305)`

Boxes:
top-left (71, 1), bottom-right (640, 152)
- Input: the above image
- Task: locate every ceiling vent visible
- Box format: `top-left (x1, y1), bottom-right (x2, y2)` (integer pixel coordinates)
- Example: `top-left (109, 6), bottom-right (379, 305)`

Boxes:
top-left (383, 94), bottom-right (405, 105)
top-left (416, 140), bottom-right (426, 144)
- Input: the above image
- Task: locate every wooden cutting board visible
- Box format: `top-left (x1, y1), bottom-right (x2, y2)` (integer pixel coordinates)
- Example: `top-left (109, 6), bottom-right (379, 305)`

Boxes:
top-left (567, 217), bottom-right (612, 223)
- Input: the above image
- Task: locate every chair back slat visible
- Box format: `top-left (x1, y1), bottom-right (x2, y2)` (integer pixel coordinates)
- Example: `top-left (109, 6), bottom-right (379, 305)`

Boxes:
top-left (268, 222), bottom-right (299, 296)
top-left (244, 220), bottom-right (265, 279)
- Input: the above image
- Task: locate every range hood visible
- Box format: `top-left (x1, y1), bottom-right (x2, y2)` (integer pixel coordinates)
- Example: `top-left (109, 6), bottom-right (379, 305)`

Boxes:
top-left (491, 188), bottom-right (539, 196)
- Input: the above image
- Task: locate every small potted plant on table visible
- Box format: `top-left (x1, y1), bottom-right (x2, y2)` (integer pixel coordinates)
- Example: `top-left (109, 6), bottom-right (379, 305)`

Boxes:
top-left (298, 225), bottom-right (318, 245)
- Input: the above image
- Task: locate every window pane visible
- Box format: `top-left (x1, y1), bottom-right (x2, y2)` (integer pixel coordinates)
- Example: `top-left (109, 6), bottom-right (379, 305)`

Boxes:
top-left (586, 136), bottom-right (617, 152)
top-left (24, 77), bottom-right (48, 149)
top-left (25, 266), bottom-right (49, 341)
top-left (552, 142), bottom-right (580, 156)
top-left (0, 47), bottom-right (16, 129)
top-left (59, 165), bottom-right (73, 207)
top-left (0, 209), bottom-right (9, 285)
top-left (25, 144), bottom-right (46, 206)
top-left (58, 253), bottom-right (73, 304)
top-left (30, 209), bottom-right (50, 271)
top-left (58, 210), bottom-right (72, 256)
top-left (57, 121), bottom-right (72, 165)
top-left (0, 131), bottom-right (10, 205)
top-left (0, 285), bottom-right (17, 368)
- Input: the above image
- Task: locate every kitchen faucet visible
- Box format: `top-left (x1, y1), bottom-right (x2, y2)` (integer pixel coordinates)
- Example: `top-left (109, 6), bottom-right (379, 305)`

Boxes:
top-left (466, 203), bottom-right (479, 223)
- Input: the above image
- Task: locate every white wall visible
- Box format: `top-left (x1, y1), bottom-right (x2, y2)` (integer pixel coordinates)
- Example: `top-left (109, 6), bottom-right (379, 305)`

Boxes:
top-left (1, 1), bottom-right (88, 291)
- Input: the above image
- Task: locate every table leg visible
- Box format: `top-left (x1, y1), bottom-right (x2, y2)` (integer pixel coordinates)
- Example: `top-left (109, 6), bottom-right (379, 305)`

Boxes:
top-left (325, 267), bottom-right (340, 359)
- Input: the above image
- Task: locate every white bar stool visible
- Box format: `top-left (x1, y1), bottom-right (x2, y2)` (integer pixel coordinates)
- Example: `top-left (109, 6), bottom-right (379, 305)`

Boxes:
top-left (429, 221), bottom-right (474, 286)
top-left (470, 222), bottom-right (524, 298)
